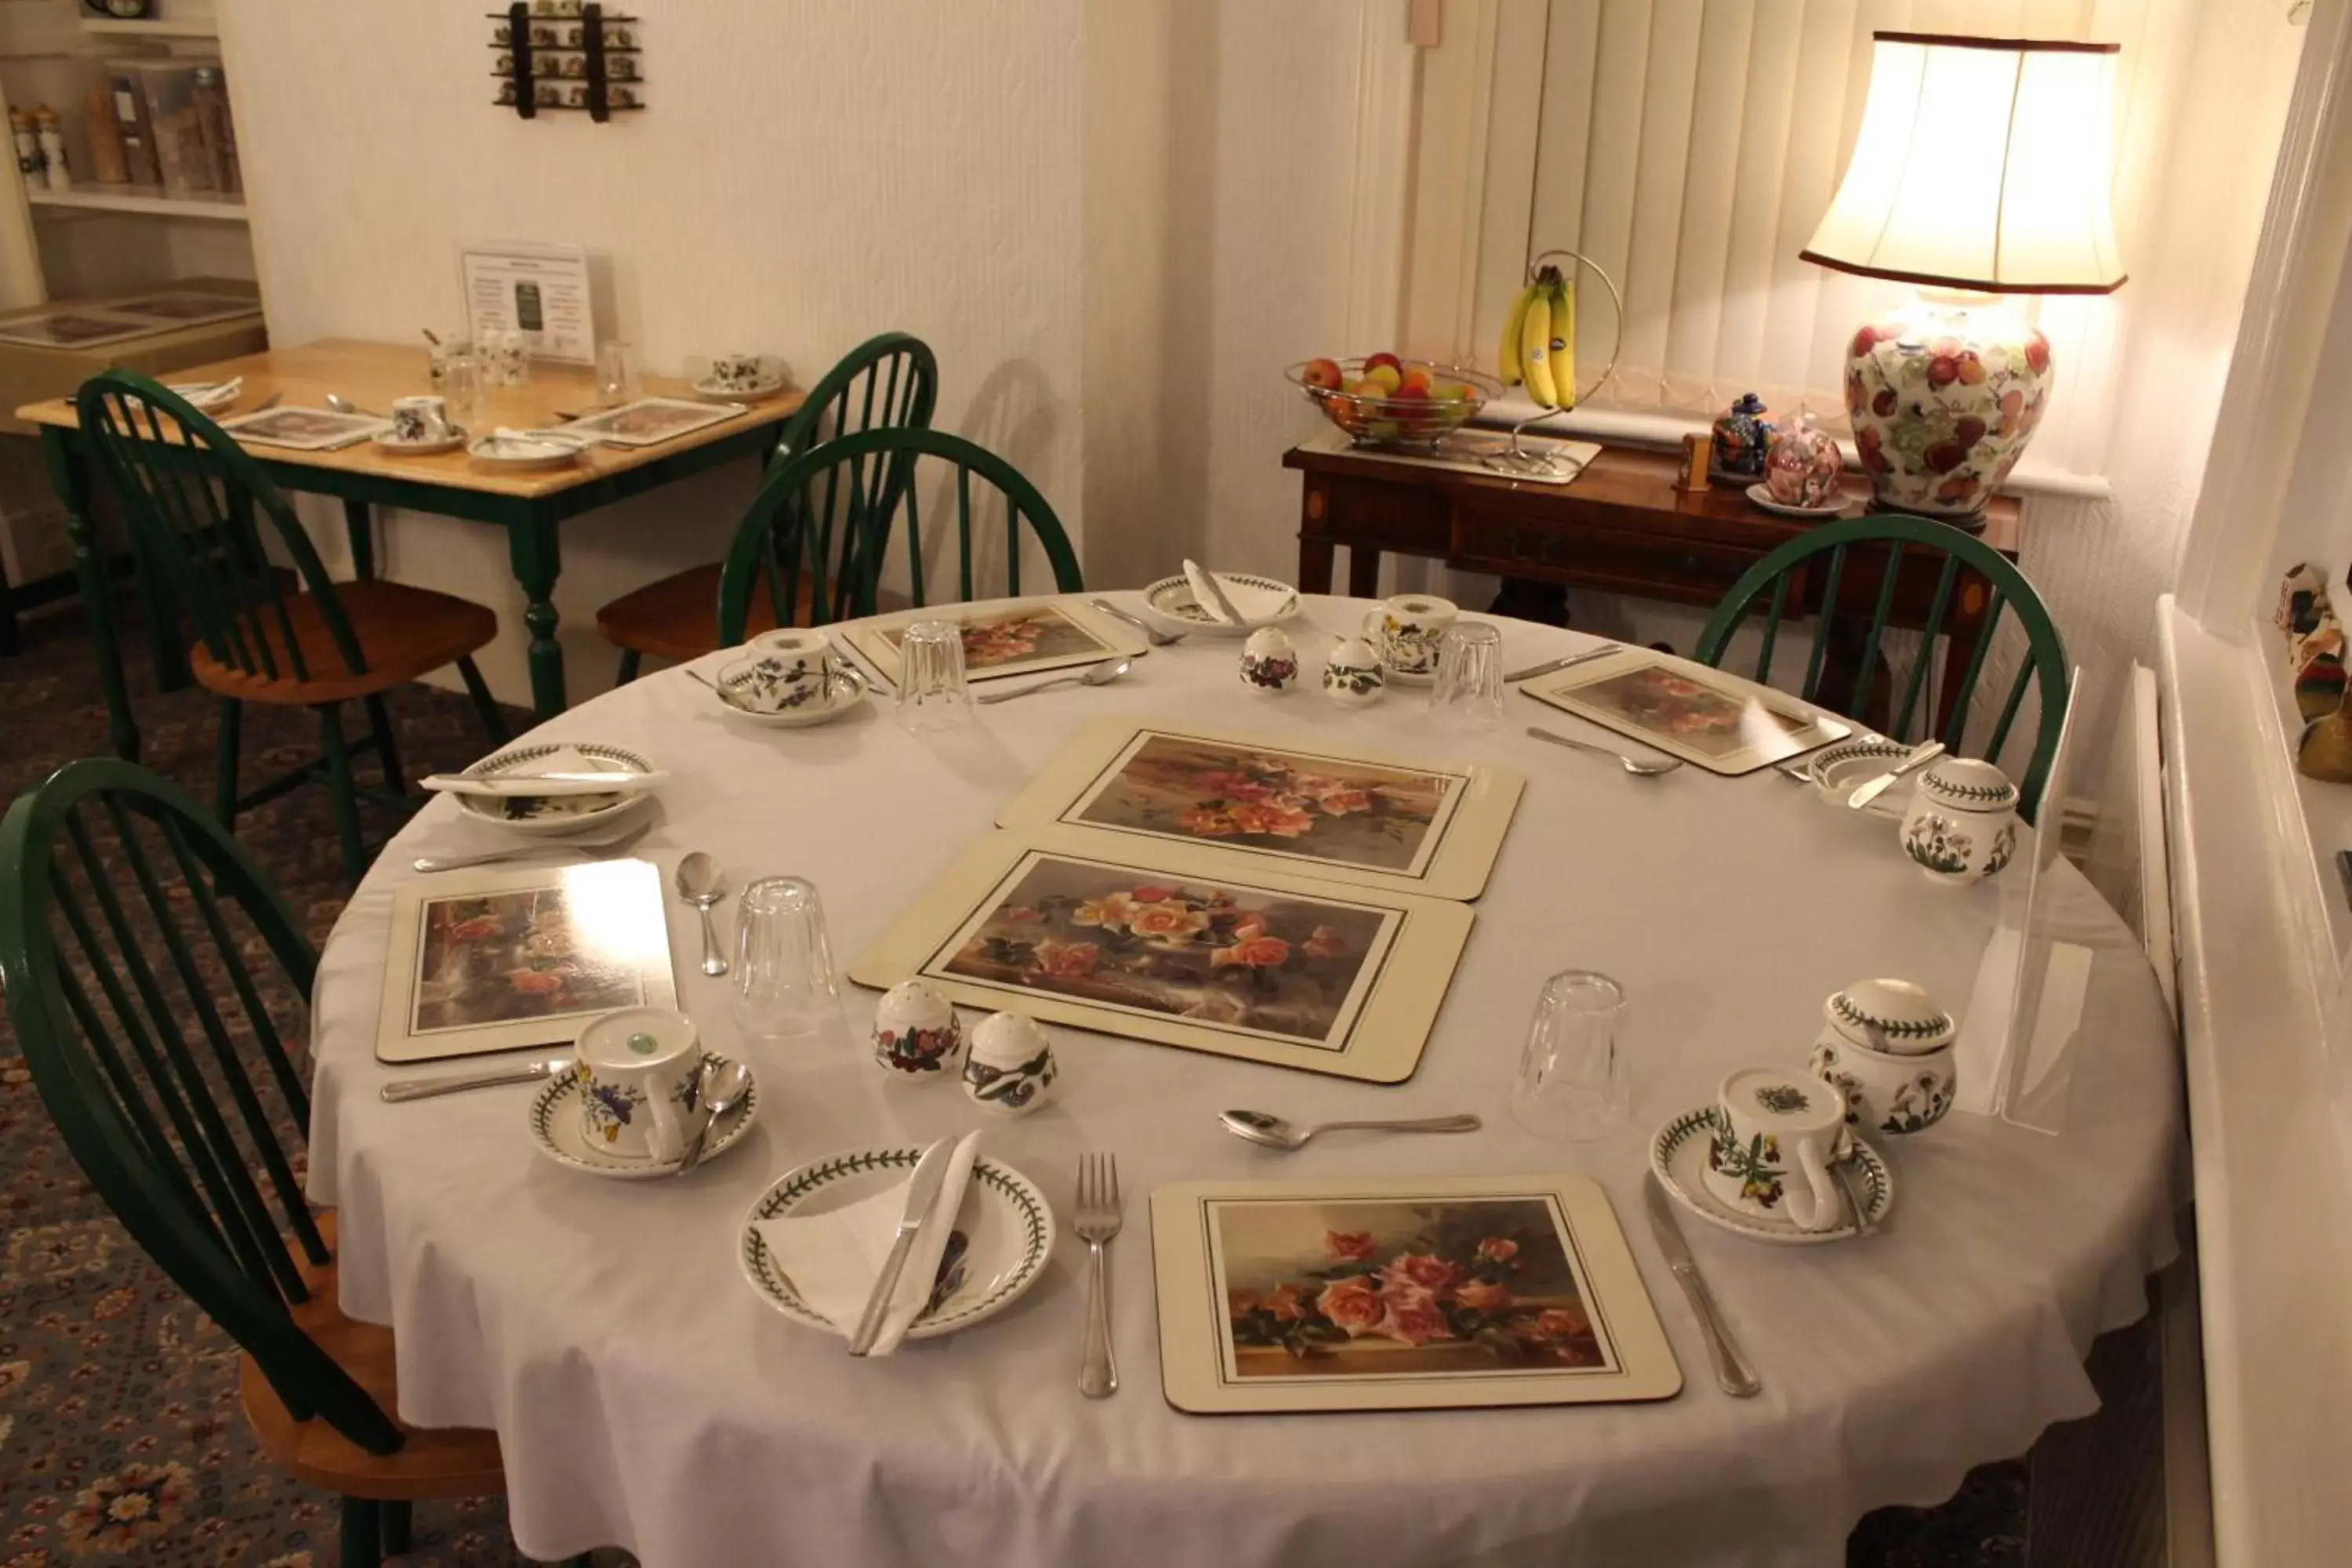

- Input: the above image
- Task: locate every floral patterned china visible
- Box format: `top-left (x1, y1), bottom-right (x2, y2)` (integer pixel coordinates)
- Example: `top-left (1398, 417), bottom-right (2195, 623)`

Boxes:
top-left (873, 979), bottom-right (964, 1077)
top-left (1762, 416), bottom-right (1846, 509)
top-left (1321, 637), bottom-right (1386, 707)
top-left (528, 1053), bottom-right (760, 1179)
top-left (739, 1147), bottom-right (1054, 1340)
top-left (1140, 572), bottom-right (1300, 636)
top-left (572, 1005), bottom-right (703, 1163)
top-left (452, 741), bottom-right (657, 837)
top-left (1650, 1105), bottom-right (1893, 1245)
top-left (1700, 1067), bottom-right (1849, 1233)
top-left (1900, 757), bottom-right (2020, 886)
top-left (1805, 737), bottom-right (1915, 818)
top-left (1810, 1034), bottom-right (1956, 1137)
top-left (1744, 482), bottom-right (1848, 520)
top-left (1239, 626), bottom-right (1300, 693)
top-left (964, 1011), bottom-right (1058, 1115)
top-left (713, 632), bottom-right (869, 728)
top-left (1818, 978), bottom-right (1955, 1056)
top-left (1360, 593), bottom-right (1457, 682)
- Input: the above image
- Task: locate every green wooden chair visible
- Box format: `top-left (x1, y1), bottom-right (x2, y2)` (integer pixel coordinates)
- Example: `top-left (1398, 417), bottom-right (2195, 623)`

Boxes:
top-left (595, 331), bottom-right (938, 681)
top-left (715, 425), bottom-right (1084, 645)
top-left (76, 370), bottom-right (512, 884)
top-left (0, 759), bottom-right (594, 1568)
top-left (1693, 514), bottom-right (2070, 819)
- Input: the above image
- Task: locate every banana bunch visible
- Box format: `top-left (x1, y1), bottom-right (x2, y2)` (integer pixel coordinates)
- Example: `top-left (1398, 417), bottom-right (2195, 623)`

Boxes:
top-left (1497, 266), bottom-right (1577, 409)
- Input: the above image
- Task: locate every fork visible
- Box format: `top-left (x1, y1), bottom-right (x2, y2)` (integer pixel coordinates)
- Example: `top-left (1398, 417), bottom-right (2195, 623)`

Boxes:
top-left (1089, 597), bottom-right (1184, 647)
top-left (1074, 1152), bottom-right (1123, 1399)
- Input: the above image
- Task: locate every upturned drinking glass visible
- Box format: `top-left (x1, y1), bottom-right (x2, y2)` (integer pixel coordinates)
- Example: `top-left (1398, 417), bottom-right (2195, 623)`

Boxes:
top-left (895, 619), bottom-right (973, 732)
top-left (1429, 621), bottom-right (1506, 724)
top-left (1512, 970), bottom-right (1631, 1142)
top-left (595, 339), bottom-right (642, 405)
top-left (732, 876), bottom-right (840, 1044)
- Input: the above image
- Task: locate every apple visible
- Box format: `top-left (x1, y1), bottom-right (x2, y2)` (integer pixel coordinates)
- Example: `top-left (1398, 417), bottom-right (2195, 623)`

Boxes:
top-left (1301, 358), bottom-right (1343, 390)
top-left (1364, 351), bottom-right (1403, 376)
top-left (1363, 364), bottom-right (1403, 394)
top-left (1398, 367), bottom-right (1435, 395)
top-left (1432, 380), bottom-right (1473, 404)
top-left (1346, 378), bottom-right (1386, 398)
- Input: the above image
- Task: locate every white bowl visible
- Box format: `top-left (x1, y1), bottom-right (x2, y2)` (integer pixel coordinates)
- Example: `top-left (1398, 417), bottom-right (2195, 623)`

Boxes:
top-left (452, 741), bottom-right (656, 837)
top-left (1805, 737), bottom-right (1916, 818)
top-left (467, 432), bottom-right (587, 473)
top-left (1139, 572), bottom-right (1300, 636)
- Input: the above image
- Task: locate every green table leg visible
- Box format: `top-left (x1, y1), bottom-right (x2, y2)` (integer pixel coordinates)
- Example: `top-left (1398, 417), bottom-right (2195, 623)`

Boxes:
top-left (507, 510), bottom-right (567, 720)
top-left (43, 426), bottom-right (139, 761)
top-left (343, 497), bottom-right (376, 579)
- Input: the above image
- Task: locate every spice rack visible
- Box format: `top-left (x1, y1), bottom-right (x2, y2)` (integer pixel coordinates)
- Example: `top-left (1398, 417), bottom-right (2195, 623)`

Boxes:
top-left (488, 2), bottom-right (644, 122)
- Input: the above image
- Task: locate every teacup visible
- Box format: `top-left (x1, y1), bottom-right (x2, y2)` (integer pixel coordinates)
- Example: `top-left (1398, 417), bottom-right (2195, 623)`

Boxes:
top-left (390, 395), bottom-right (449, 444)
top-left (1361, 593), bottom-right (1457, 678)
top-left (1701, 1066), bottom-right (1848, 1232)
top-left (709, 352), bottom-right (773, 392)
top-left (574, 1006), bottom-right (701, 1163)
top-left (719, 630), bottom-right (841, 715)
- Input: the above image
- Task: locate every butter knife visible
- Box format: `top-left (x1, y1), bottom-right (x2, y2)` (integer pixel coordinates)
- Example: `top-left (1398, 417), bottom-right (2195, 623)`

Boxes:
top-left (1845, 739), bottom-right (1944, 811)
top-left (379, 1056), bottom-right (572, 1103)
top-left (848, 1138), bottom-right (959, 1356)
top-left (1504, 644), bottom-right (1621, 684)
top-left (1644, 1174), bottom-right (1761, 1397)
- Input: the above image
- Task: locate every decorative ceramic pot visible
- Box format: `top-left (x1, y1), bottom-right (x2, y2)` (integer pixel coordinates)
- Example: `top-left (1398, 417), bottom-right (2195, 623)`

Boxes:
top-left (1709, 393), bottom-right (1773, 485)
top-left (1763, 417), bottom-right (1844, 509)
top-left (1239, 626), bottom-right (1299, 694)
top-left (963, 1011), bottom-right (1057, 1116)
top-left (1843, 297), bottom-right (2050, 524)
top-left (1321, 637), bottom-right (1386, 707)
top-left (1816, 978), bottom-right (1955, 1058)
top-left (1809, 1035), bottom-right (1956, 1137)
top-left (872, 979), bottom-right (963, 1078)
top-left (1899, 758), bottom-right (2020, 887)
top-left (2277, 561), bottom-right (2332, 644)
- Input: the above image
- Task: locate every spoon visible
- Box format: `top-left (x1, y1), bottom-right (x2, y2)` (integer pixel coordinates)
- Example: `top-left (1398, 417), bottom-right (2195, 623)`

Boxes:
top-left (325, 393), bottom-right (383, 419)
top-left (975, 656), bottom-right (1134, 705)
top-left (1525, 726), bottom-right (1682, 776)
top-left (1219, 1109), bottom-right (1483, 1151)
top-left (674, 1058), bottom-right (752, 1174)
top-left (675, 851), bottom-right (730, 977)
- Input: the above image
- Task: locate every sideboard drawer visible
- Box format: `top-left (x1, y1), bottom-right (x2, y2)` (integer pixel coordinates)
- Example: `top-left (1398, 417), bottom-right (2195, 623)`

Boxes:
top-left (1450, 506), bottom-right (1760, 604)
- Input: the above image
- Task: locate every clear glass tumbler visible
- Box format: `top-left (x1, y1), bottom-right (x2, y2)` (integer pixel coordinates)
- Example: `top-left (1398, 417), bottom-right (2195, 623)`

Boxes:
top-left (895, 619), bottom-right (973, 732)
top-left (1512, 970), bottom-right (1631, 1142)
top-left (733, 876), bottom-right (840, 1043)
top-left (436, 350), bottom-right (481, 430)
top-left (1429, 622), bottom-right (1506, 724)
top-left (596, 339), bottom-right (642, 405)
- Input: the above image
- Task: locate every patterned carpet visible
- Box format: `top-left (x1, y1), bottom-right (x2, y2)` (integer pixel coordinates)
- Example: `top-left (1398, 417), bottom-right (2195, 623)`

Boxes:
top-left (0, 595), bottom-right (2026, 1566)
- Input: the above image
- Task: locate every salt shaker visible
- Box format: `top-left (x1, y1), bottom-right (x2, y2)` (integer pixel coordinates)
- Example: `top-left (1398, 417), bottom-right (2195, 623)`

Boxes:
top-left (964, 1012), bottom-right (1058, 1116)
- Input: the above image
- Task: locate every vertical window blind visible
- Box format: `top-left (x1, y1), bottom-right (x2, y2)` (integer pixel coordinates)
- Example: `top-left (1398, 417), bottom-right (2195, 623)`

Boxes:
top-left (1519, 0), bottom-right (2196, 479)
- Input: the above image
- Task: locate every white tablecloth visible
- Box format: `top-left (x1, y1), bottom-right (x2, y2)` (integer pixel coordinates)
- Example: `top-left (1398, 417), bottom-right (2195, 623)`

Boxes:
top-left (308, 595), bottom-right (2180, 1568)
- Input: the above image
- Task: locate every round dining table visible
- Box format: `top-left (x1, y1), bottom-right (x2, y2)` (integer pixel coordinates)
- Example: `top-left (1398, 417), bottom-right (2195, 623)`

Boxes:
top-left (307, 593), bottom-right (2180, 1568)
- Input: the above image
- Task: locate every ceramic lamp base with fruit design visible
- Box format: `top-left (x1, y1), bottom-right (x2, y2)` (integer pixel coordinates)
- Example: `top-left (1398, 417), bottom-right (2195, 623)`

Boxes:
top-left (1842, 292), bottom-right (2049, 533)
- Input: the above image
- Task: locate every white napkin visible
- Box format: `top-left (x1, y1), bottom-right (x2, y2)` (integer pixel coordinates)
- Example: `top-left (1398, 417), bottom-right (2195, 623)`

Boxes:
top-left (1181, 558), bottom-right (1237, 622)
top-left (1181, 561), bottom-right (1287, 623)
top-left (753, 1131), bottom-right (981, 1356)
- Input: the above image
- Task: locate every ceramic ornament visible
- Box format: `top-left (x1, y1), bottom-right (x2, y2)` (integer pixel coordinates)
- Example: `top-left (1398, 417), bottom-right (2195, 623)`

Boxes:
top-left (1321, 636), bottom-right (1385, 707)
top-left (1763, 417), bottom-right (1844, 509)
top-left (963, 1011), bottom-right (1058, 1115)
top-left (1239, 627), bottom-right (1300, 694)
top-left (872, 979), bottom-right (964, 1078)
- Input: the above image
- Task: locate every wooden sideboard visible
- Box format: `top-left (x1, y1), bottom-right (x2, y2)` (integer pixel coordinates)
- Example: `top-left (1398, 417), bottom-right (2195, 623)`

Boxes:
top-left (1282, 439), bottom-right (2024, 731)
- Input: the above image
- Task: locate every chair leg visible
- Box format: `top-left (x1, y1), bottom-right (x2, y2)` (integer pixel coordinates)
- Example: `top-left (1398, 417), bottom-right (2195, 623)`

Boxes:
top-left (614, 646), bottom-right (641, 686)
top-left (364, 693), bottom-right (407, 799)
top-left (339, 1497), bottom-right (383, 1568)
top-left (212, 698), bottom-right (241, 829)
top-left (318, 703), bottom-right (368, 884)
top-left (379, 1498), bottom-right (412, 1556)
top-left (456, 655), bottom-right (513, 746)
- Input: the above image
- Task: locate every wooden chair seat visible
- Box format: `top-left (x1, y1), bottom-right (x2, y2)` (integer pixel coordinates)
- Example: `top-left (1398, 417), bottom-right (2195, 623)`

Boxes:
top-left (238, 1212), bottom-right (506, 1501)
top-left (597, 561), bottom-right (903, 664)
top-left (188, 579), bottom-right (498, 705)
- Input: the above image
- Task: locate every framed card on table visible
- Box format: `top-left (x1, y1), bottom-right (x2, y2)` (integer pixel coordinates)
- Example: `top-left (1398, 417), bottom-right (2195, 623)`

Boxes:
top-left (1519, 649), bottom-right (1850, 775)
top-left (1149, 1174), bottom-right (1681, 1414)
top-left (848, 834), bottom-right (1472, 1083)
top-left (995, 719), bottom-right (1526, 900)
top-left (373, 858), bottom-right (677, 1064)
top-left (839, 598), bottom-right (1150, 687)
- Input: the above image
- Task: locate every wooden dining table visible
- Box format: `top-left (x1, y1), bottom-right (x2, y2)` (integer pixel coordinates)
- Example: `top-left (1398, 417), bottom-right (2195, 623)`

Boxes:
top-left (15, 338), bottom-right (806, 760)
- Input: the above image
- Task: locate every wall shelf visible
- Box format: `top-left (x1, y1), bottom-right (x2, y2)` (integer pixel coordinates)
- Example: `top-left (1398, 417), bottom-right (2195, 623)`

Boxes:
top-left (27, 187), bottom-right (245, 221)
top-left (78, 18), bottom-right (216, 39)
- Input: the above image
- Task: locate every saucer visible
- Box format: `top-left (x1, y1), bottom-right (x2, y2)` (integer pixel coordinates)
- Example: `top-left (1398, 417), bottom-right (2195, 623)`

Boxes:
top-left (738, 1145), bottom-right (1054, 1340)
top-left (528, 1055), bottom-right (760, 1179)
top-left (691, 378), bottom-right (783, 403)
top-left (1746, 483), bottom-right (1850, 520)
top-left (468, 432), bottom-right (586, 472)
top-left (1805, 737), bottom-right (1916, 818)
top-left (1650, 1104), bottom-right (1893, 1245)
top-left (374, 426), bottom-right (469, 457)
top-left (452, 740), bottom-right (657, 837)
top-left (710, 667), bottom-right (869, 728)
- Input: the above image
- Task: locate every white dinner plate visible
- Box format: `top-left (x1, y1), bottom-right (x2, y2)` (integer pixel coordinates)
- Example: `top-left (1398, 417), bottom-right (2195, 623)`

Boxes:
top-left (1745, 483), bottom-right (1852, 520)
top-left (1650, 1104), bottom-right (1893, 1245)
top-left (469, 432), bottom-right (587, 472)
top-left (738, 1146), bottom-right (1054, 1341)
top-left (709, 667), bottom-right (869, 729)
top-left (1805, 737), bottom-right (1917, 819)
top-left (1140, 572), bottom-right (1300, 636)
top-left (453, 741), bottom-right (657, 837)
top-left (528, 1055), bottom-right (760, 1180)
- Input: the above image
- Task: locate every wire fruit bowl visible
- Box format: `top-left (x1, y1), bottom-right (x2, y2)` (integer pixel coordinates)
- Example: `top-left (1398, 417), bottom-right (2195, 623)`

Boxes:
top-left (1283, 358), bottom-right (1501, 452)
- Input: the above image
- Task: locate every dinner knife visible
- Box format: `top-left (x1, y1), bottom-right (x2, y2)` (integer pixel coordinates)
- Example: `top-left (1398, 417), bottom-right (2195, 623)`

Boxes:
top-left (1845, 739), bottom-right (1944, 811)
top-left (1504, 644), bottom-right (1621, 684)
top-left (379, 1056), bottom-right (573, 1103)
top-left (848, 1138), bottom-right (960, 1356)
top-left (1644, 1174), bottom-right (1762, 1398)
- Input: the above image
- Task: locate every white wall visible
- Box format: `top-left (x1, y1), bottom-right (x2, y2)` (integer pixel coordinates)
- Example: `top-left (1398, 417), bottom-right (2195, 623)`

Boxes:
top-left (218, 0), bottom-right (1086, 706)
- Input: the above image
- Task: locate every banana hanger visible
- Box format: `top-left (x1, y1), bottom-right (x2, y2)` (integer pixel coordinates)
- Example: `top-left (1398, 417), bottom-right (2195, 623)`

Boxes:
top-left (1488, 249), bottom-right (1624, 479)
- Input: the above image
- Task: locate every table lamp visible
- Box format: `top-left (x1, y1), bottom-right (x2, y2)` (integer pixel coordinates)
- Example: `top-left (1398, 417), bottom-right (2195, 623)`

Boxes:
top-left (1801, 32), bottom-right (2126, 528)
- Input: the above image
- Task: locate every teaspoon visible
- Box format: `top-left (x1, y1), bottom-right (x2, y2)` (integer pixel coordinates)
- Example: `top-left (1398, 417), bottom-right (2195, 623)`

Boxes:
top-left (975, 656), bottom-right (1135, 705)
top-left (675, 851), bottom-right (730, 977)
top-left (674, 1058), bottom-right (753, 1175)
top-left (325, 393), bottom-right (383, 419)
top-left (1525, 726), bottom-right (1682, 776)
top-left (1219, 1109), bottom-right (1482, 1151)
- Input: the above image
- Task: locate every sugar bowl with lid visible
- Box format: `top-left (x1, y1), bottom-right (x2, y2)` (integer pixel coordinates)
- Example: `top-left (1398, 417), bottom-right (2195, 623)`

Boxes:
top-left (1899, 757), bottom-right (2020, 887)
top-left (1806, 978), bottom-right (1957, 1136)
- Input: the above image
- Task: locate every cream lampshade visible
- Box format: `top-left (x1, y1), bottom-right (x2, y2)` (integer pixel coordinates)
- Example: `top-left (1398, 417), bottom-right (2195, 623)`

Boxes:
top-left (1802, 33), bottom-right (2126, 524)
